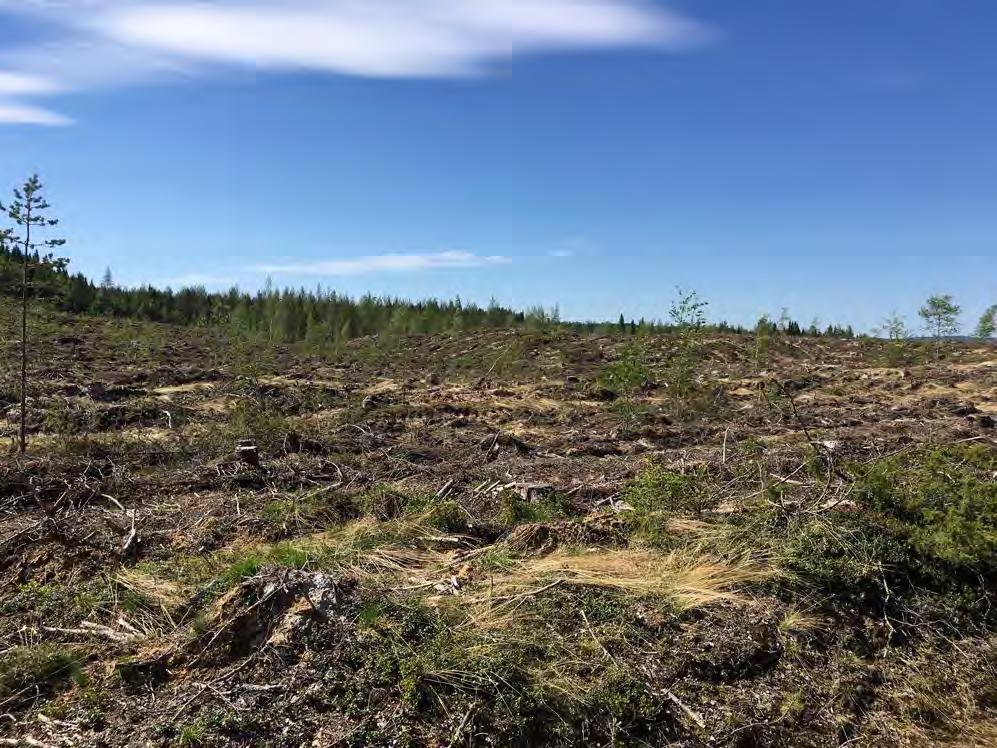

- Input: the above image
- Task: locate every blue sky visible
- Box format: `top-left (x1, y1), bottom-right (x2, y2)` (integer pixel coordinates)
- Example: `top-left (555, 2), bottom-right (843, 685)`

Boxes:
top-left (0, 1), bottom-right (995, 332)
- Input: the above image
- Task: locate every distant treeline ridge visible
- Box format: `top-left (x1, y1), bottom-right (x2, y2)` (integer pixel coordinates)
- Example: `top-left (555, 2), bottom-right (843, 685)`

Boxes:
top-left (0, 244), bottom-right (856, 342)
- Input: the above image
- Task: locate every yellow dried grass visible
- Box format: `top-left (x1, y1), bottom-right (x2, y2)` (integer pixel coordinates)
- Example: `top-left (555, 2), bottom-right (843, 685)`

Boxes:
top-left (778, 604), bottom-right (825, 635)
top-left (474, 548), bottom-right (777, 612)
top-left (114, 568), bottom-right (185, 611)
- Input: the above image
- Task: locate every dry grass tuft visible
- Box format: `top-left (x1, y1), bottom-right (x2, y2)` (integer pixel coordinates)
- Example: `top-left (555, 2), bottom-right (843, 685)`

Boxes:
top-left (898, 719), bottom-right (997, 748)
top-left (114, 569), bottom-right (186, 632)
top-left (355, 546), bottom-right (446, 575)
top-left (240, 513), bottom-right (454, 576)
top-left (320, 513), bottom-right (456, 574)
top-left (777, 604), bottom-right (824, 635)
top-left (472, 548), bottom-right (777, 612)
top-left (527, 659), bottom-right (601, 703)
top-left (665, 518), bottom-right (730, 542)
top-left (115, 569), bottom-right (185, 609)
top-left (444, 598), bottom-right (537, 633)
top-left (665, 518), bottom-right (716, 535)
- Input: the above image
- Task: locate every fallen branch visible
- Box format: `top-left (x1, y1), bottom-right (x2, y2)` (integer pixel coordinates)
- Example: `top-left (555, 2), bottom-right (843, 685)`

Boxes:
top-left (41, 621), bottom-right (140, 643)
top-left (661, 687), bottom-right (705, 730)
top-left (487, 578), bottom-right (564, 603)
top-left (122, 509), bottom-right (137, 552)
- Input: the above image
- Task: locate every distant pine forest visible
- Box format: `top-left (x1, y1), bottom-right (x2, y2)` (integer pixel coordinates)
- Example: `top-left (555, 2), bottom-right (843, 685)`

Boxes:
top-left (0, 243), bottom-right (856, 344)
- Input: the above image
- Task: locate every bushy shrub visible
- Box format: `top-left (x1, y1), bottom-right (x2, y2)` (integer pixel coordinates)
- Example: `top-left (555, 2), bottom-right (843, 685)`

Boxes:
top-left (597, 344), bottom-right (650, 397)
top-left (853, 445), bottom-right (996, 570)
top-left (623, 461), bottom-right (706, 515)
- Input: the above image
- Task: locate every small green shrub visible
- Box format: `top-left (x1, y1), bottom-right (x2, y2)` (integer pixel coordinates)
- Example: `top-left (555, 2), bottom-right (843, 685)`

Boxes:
top-left (597, 344), bottom-right (650, 397)
top-left (261, 486), bottom-right (351, 535)
top-left (665, 288), bottom-right (709, 398)
top-left (421, 499), bottom-right (468, 534)
top-left (498, 489), bottom-right (569, 526)
top-left (781, 513), bottom-right (905, 589)
top-left (268, 542), bottom-right (312, 569)
top-left (359, 484), bottom-right (415, 520)
top-left (226, 398), bottom-right (291, 453)
top-left (623, 462), bottom-right (706, 515)
top-left (754, 316), bottom-right (773, 371)
top-left (853, 446), bottom-right (996, 570)
top-left (357, 486), bottom-right (467, 532)
top-left (5, 580), bottom-right (104, 621)
top-left (607, 399), bottom-right (652, 425)
top-left (357, 601), bottom-right (385, 628)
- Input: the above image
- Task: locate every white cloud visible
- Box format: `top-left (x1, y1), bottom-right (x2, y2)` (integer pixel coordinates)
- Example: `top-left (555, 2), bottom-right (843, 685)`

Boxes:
top-left (0, 0), bottom-right (711, 123)
top-left (100, 1), bottom-right (702, 76)
top-left (549, 249), bottom-right (575, 258)
top-left (0, 71), bottom-right (61, 95)
top-left (0, 70), bottom-right (70, 124)
top-left (0, 100), bottom-right (73, 125)
top-left (253, 250), bottom-right (511, 276)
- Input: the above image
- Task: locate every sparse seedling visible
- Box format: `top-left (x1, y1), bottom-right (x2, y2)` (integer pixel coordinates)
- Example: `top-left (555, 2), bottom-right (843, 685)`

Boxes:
top-left (1, 175), bottom-right (66, 453)
top-left (665, 287), bottom-right (709, 398)
top-left (919, 294), bottom-right (962, 359)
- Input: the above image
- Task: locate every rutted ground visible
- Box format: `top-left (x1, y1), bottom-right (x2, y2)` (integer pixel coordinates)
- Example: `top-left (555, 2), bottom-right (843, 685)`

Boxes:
top-left (1, 304), bottom-right (995, 747)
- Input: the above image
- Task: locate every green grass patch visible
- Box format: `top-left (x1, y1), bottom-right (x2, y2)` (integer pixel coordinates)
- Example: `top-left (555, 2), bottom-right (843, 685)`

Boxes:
top-left (0, 645), bottom-right (86, 701)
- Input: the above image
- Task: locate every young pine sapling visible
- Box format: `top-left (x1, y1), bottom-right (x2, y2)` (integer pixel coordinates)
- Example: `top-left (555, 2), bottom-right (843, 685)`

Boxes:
top-left (1, 175), bottom-right (67, 453)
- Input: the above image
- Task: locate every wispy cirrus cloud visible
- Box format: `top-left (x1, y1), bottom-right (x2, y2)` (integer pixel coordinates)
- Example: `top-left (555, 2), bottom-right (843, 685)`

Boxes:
top-left (252, 250), bottom-right (511, 276)
top-left (0, 100), bottom-right (73, 125)
top-left (0, 71), bottom-right (61, 96)
top-left (0, 0), bottom-right (713, 124)
top-left (0, 70), bottom-right (71, 122)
